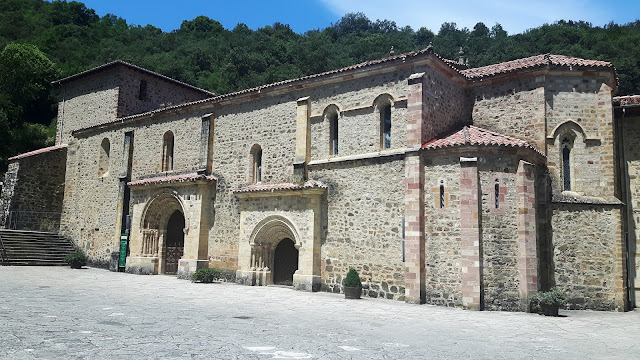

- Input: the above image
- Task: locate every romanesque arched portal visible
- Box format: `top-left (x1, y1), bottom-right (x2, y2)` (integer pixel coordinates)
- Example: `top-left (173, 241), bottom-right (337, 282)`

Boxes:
top-left (248, 215), bottom-right (300, 286)
top-left (139, 190), bottom-right (189, 275)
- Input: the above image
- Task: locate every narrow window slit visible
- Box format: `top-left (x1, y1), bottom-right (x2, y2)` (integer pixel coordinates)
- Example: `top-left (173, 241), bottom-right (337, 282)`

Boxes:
top-left (562, 137), bottom-right (571, 191)
top-left (494, 181), bottom-right (500, 209)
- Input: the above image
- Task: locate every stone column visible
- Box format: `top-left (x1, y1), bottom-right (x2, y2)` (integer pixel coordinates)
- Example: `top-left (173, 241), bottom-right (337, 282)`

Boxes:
top-left (294, 97), bottom-right (311, 183)
top-left (403, 72), bottom-right (426, 304)
top-left (199, 114), bottom-right (214, 174)
top-left (517, 160), bottom-right (538, 311)
top-left (178, 183), bottom-right (213, 279)
top-left (460, 157), bottom-right (482, 310)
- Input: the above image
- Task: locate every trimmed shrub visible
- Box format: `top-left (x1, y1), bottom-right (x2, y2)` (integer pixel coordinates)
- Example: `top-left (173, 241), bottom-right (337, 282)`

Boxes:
top-left (64, 251), bottom-right (88, 269)
top-left (531, 288), bottom-right (567, 308)
top-left (342, 268), bottom-right (362, 288)
top-left (191, 267), bottom-right (221, 283)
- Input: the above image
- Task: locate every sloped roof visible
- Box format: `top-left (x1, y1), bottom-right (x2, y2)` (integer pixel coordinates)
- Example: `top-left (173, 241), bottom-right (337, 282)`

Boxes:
top-left (234, 180), bottom-right (327, 194)
top-left (421, 125), bottom-right (543, 155)
top-left (613, 95), bottom-right (640, 106)
top-left (53, 60), bottom-right (215, 96)
top-left (71, 50), bottom-right (618, 136)
top-left (8, 144), bottom-right (67, 161)
top-left (461, 54), bottom-right (614, 80)
top-left (127, 173), bottom-right (216, 187)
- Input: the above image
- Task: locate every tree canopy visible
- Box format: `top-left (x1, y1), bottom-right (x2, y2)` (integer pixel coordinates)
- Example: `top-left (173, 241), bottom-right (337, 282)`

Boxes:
top-left (1, 0), bottom-right (640, 171)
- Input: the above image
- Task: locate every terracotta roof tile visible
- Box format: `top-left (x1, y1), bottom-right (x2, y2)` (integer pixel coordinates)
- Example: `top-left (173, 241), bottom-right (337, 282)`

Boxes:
top-left (127, 173), bottom-right (216, 187)
top-left (461, 54), bottom-right (614, 80)
top-left (421, 125), bottom-right (543, 155)
top-left (8, 144), bottom-right (67, 161)
top-left (613, 95), bottom-right (640, 106)
top-left (234, 180), bottom-right (327, 194)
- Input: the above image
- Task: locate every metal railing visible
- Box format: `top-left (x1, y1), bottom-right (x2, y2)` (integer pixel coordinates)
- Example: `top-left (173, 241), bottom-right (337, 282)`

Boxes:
top-left (0, 233), bottom-right (6, 265)
top-left (6, 211), bottom-right (62, 232)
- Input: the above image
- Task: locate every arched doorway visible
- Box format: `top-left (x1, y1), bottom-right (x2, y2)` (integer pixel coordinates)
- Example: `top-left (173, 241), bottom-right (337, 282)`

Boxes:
top-left (273, 238), bottom-right (298, 286)
top-left (164, 210), bottom-right (185, 275)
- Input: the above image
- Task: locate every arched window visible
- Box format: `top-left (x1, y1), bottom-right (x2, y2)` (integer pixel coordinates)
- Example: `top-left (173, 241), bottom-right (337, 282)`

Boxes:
top-left (439, 183), bottom-right (445, 208)
top-left (330, 112), bottom-right (339, 155)
top-left (162, 131), bottom-right (174, 172)
top-left (561, 137), bottom-right (572, 191)
top-left (98, 138), bottom-right (110, 177)
top-left (381, 103), bottom-right (391, 149)
top-left (251, 144), bottom-right (262, 183)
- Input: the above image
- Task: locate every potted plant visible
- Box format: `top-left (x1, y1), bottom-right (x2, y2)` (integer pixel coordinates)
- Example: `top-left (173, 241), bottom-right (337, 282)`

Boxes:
top-left (64, 251), bottom-right (88, 269)
top-left (530, 288), bottom-right (567, 316)
top-left (343, 268), bottom-right (362, 299)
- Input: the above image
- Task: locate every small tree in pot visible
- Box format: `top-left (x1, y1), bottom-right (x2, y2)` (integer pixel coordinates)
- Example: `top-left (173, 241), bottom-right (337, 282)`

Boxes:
top-left (343, 268), bottom-right (362, 299)
top-left (530, 288), bottom-right (567, 316)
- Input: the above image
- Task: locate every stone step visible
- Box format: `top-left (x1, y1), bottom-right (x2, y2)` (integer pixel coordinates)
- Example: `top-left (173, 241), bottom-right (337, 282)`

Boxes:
top-left (0, 229), bottom-right (77, 266)
top-left (3, 260), bottom-right (68, 266)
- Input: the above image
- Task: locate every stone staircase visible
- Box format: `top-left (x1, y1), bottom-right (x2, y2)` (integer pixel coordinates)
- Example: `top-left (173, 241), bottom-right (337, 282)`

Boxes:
top-left (0, 229), bottom-right (76, 266)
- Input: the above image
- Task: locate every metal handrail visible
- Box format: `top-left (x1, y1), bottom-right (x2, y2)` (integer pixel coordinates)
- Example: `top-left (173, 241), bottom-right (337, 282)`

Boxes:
top-left (0, 233), bottom-right (6, 265)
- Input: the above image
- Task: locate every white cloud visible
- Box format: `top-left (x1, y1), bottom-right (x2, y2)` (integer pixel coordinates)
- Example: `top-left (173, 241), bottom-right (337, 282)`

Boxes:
top-left (320, 0), bottom-right (627, 34)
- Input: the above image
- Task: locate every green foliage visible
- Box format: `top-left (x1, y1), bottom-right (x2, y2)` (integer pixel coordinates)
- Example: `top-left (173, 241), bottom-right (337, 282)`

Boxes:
top-left (3, 1), bottom-right (640, 171)
top-left (342, 268), bottom-right (362, 288)
top-left (191, 267), bottom-right (221, 283)
top-left (64, 250), bottom-right (88, 269)
top-left (0, 42), bottom-right (57, 171)
top-left (530, 288), bottom-right (568, 308)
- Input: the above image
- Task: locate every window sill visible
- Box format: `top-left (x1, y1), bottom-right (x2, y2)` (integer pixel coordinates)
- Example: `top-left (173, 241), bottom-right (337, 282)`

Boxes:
top-left (309, 148), bottom-right (409, 166)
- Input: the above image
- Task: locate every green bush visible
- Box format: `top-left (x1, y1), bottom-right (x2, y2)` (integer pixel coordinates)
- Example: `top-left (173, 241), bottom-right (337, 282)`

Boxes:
top-left (342, 268), bottom-right (362, 288)
top-left (531, 288), bottom-right (567, 308)
top-left (64, 251), bottom-right (88, 269)
top-left (191, 268), bottom-right (221, 283)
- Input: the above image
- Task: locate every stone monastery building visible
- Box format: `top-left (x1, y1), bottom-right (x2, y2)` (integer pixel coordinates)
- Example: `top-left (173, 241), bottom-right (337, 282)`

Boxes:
top-left (2, 46), bottom-right (640, 312)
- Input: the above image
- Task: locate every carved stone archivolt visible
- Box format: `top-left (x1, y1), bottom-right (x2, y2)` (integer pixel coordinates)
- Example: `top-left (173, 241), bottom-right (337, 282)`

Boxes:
top-left (245, 215), bottom-right (300, 284)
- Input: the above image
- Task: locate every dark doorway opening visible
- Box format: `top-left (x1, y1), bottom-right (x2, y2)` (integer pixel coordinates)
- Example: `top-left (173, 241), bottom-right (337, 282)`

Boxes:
top-left (273, 238), bottom-right (298, 286)
top-left (164, 210), bottom-right (185, 275)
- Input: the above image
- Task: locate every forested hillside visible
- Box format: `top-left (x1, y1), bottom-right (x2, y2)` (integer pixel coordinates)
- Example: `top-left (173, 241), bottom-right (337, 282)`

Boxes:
top-left (1, 0), bottom-right (640, 171)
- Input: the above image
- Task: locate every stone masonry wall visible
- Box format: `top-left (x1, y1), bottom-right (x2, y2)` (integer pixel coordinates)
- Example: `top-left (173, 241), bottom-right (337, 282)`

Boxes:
top-left (60, 108), bottom-right (209, 263)
top-left (478, 154), bottom-right (521, 311)
top-left (423, 155), bottom-right (462, 307)
top-left (551, 204), bottom-right (625, 310)
top-left (310, 157), bottom-right (406, 300)
top-left (545, 75), bottom-right (616, 199)
top-left (56, 71), bottom-right (119, 145)
top-left (0, 148), bottom-right (67, 231)
top-left (421, 67), bottom-right (469, 144)
top-left (116, 67), bottom-right (211, 118)
top-left (308, 68), bottom-right (411, 160)
top-left (471, 76), bottom-right (546, 150)
top-left (60, 132), bottom-right (125, 261)
top-left (56, 66), bottom-right (210, 147)
top-left (208, 94), bottom-right (299, 270)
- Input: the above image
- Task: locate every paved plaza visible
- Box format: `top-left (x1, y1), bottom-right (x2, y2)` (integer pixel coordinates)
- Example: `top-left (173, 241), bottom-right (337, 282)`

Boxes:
top-left (0, 266), bottom-right (638, 359)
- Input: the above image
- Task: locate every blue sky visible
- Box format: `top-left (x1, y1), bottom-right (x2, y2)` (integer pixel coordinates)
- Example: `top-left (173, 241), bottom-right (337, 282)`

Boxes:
top-left (78, 0), bottom-right (640, 35)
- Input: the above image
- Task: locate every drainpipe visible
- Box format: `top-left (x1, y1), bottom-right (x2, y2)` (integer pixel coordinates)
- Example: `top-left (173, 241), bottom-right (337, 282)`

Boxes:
top-left (58, 85), bottom-right (65, 145)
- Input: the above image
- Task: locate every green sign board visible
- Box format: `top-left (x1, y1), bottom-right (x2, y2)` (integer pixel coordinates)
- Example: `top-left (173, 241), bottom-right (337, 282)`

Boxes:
top-left (119, 234), bottom-right (128, 268)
